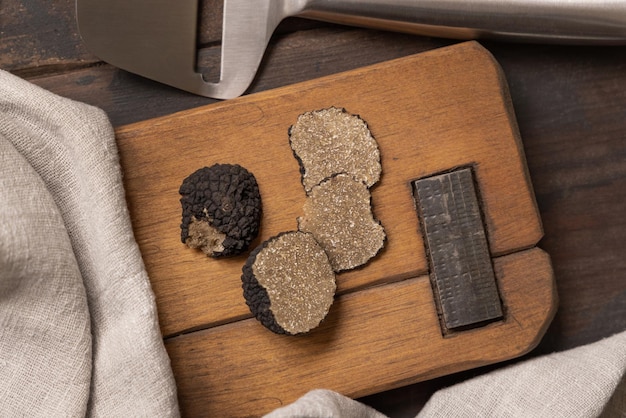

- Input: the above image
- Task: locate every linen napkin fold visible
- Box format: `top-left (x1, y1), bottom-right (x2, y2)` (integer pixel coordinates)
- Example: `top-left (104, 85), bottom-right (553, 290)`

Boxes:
top-left (267, 331), bottom-right (625, 417)
top-left (417, 330), bottom-right (626, 417)
top-left (0, 69), bottom-right (179, 416)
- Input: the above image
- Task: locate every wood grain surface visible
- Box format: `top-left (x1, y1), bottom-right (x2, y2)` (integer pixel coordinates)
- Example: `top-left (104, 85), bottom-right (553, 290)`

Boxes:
top-left (3, 2), bottom-right (624, 416)
top-left (115, 42), bottom-right (542, 337)
top-left (114, 42), bottom-right (554, 415)
top-left (168, 248), bottom-right (555, 417)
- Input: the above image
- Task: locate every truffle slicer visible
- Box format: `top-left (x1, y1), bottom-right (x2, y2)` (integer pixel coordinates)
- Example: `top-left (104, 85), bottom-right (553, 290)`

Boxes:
top-left (75, 0), bottom-right (626, 99)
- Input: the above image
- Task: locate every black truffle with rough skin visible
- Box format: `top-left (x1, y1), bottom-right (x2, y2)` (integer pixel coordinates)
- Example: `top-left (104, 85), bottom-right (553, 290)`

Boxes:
top-left (179, 164), bottom-right (261, 257)
top-left (241, 238), bottom-right (286, 335)
top-left (242, 231), bottom-right (336, 335)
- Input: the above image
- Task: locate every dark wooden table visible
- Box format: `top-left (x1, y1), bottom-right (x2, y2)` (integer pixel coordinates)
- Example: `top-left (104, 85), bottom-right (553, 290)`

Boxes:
top-left (3, 2), bottom-right (625, 416)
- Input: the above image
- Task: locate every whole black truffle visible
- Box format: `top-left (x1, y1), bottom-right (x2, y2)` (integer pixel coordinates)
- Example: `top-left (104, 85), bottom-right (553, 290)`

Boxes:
top-left (180, 164), bottom-right (261, 257)
top-left (242, 231), bottom-right (336, 335)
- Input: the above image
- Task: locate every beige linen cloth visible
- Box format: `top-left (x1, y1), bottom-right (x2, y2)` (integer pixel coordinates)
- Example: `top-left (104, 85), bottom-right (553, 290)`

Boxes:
top-left (0, 70), bottom-right (179, 416)
top-left (0, 69), bottom-right (624, 417)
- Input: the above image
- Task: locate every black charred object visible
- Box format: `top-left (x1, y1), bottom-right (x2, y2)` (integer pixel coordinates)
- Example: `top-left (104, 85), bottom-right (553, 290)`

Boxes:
top-left (179, 163), bottom-right (261, 257)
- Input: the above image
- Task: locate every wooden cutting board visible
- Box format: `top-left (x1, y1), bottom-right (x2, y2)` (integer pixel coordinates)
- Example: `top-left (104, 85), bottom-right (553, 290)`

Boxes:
top-left (115, 41), bottom-right (557, 417)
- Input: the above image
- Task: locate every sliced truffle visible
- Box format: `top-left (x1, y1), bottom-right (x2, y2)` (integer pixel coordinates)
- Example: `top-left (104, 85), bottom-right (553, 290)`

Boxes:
top-left (179, 164), bottom-right (261, 257)
top-left (298, 173), bottom-right (385, 272)
top-left (242, 231), bottom-right (336, 335)
top-left (289, 107), bottom-right (381, 193)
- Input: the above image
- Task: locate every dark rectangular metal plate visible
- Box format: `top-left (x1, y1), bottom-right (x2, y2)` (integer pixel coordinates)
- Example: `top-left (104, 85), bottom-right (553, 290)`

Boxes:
top-left (413, 168), bottom-right (503, 331)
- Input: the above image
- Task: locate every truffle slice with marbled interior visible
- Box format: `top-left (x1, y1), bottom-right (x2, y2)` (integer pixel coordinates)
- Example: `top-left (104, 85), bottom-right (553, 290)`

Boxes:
top-left (242, 231), bottom-right (336, 335)
top-left (289, 107), bottom-right (381, 194)
top-left (298, 173), bottom-right (386, 272)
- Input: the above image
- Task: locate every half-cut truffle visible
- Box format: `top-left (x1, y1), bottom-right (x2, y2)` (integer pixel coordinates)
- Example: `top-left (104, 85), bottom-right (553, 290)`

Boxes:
top-left (289, 107), bottom-right (381, 194)
top-left (298, 174), bottom-right (386, 272)
top-left (180, 164), bottom-right (261, 257)
top-left (242, 231), bottom-right (336, 335)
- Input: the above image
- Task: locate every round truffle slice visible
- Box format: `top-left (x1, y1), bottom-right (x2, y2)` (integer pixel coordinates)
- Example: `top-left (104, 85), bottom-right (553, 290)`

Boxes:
top-left (298, 173), bottom-right (386, 272)
top-left (289, 107), bottom-right (381, 194)
top-left (242, 231), bottom-right (336, 335)
top-left (179, 164), bottom-right (261, 257)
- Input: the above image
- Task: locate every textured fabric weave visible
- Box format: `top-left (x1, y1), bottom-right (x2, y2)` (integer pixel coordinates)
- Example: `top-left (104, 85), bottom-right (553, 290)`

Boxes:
top-left (265, 389), bottom-right (387, 418)
top-left (418, 331), bottom-right (626, 418)
top-left (0, 69), bottom-right (179, 417)
top-left (265, 332), bottom-right (625, 418)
